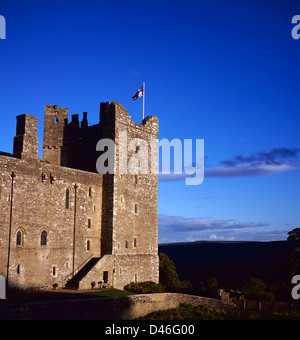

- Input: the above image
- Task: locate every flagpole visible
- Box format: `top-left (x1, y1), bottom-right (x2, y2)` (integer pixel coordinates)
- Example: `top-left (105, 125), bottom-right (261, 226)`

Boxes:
top-left (143, 82), bottom-right (145, 120)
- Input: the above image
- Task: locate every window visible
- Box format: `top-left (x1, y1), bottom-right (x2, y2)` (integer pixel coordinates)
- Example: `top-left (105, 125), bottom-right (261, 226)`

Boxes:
top-left (65, 189), bottom-right (70, 209)
top-left (52, 266), bottom-right (56, 276)
top-left (125, 240), bottom-right (128, 248)
top-left (134, 204), bottom-right (138, 214)
top-left (54, 111), bottom-right (59, 123)
top-left (103, 271), bottom-right (108, 284)
top-left (87, 240), bottom-right (91, 251)
top-left (88, 187), bottom-right (92, 197)
top-left (16, 230), bottom-right (23, 246)
top-left (135, 273), bottom-right (138, 282)
top-left (88, 219), bottom-right (91, 229)
top-left (133, 238), bottom-right (137, 248)
top-left (17, 265), bottom-right (20, 275)
top-left (41, 231), bottom-right (47, 246)
top-left (135, 175), bottom-right (138, 185)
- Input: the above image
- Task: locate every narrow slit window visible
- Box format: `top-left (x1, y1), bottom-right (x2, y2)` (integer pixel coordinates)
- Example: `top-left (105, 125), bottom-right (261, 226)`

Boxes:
top-left (16, 230), bottom-right (23, 246)
top-left (103, 271), bottom-right (108, 284)
top-left (41, 230), bottom-right (47, 246)
top-left (66, 189), bottom-right (70, 209)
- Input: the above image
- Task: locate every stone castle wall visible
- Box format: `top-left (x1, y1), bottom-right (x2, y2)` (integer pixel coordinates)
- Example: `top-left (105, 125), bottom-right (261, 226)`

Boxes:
top-left (0, 102), bottom-right (159, 290)
top-left (0, 293), bottom-right (237, 320)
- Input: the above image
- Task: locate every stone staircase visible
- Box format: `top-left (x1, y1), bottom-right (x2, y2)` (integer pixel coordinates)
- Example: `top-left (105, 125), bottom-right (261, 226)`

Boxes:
top-left (65, 257), bottom-right (101, 290)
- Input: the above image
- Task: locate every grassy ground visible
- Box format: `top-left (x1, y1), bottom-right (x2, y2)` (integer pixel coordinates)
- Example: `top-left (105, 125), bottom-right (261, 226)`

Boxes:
top-left (81, 289), bottom-right (136, 298)
top-left (137, 303), bottom-right (300, 320)
top-left (1, 288), bottom-right (135, 304)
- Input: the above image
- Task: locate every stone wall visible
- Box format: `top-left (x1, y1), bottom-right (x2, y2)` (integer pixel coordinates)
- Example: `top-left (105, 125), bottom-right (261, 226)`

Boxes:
top-left (106, 103), bottom-right (159, 289)
top-left (0, 154), bottom-right (103, 290)
top-left (0, 293), bottom-right (237, 320)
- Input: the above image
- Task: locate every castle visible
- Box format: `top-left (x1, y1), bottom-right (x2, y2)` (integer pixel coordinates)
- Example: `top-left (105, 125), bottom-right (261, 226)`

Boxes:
top-left (0, 102), bottom-right (159, 290)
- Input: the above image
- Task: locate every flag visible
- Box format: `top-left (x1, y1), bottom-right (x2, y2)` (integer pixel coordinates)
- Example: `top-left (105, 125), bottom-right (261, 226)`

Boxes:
top-left (132, 85), bottom-right (144, 101)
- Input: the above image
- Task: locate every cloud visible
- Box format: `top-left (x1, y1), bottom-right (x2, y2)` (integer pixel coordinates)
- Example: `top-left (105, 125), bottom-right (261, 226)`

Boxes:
top-left (220, 147), bottom-right (300, 166)
top-left (158, 214), bottom-right (288, 243)
top-left (158, 214), bottom-right (269, 233)
top-left (209, 234), bottom-right (235, 241)
top-left (158, 161), bottom-right (296, 181)
top-left (205, 161), bottom-right (296, 178)
top-left (158, 147), bottom-right (299, 182)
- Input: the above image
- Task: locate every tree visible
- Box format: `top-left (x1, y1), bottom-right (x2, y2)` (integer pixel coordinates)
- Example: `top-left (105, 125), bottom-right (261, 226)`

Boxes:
top-left (159, 252), bottom-right (182, 288)
top-left (207, 277), bottom-right (218, 291)
top-left (241, 277), bottom-right (266, 294)
top-left (159, 253), bottom-right (190, 288)
top-left (289, 247), bottom-right (300, 276)
top-left (287, 228), bottom-right (300, 242)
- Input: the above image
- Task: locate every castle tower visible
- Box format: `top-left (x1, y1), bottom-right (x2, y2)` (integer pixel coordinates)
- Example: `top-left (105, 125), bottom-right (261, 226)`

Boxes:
top-left (13, 114), bottom-right (39, 160)
top-left (99, 102), bottom-right (159, 287)
top-left (43, 105), bottom-right (68, 165)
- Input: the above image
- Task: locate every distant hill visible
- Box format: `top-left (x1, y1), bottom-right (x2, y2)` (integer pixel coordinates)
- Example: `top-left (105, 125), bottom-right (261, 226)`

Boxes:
top-left (158, 240), bottom-right (296, 285)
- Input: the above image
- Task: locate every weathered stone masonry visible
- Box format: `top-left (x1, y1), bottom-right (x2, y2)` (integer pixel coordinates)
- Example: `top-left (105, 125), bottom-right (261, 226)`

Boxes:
top-left (0, 102), bottom-right (159, 290)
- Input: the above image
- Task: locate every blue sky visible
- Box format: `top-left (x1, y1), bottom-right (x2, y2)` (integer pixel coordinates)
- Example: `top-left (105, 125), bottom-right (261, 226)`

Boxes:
top-left (0, 0), bottom-right (299, 243)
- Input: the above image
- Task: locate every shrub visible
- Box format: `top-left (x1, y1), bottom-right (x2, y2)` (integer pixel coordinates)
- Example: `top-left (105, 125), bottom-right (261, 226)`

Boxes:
top-left (124, 281), bottom-right (165, 294)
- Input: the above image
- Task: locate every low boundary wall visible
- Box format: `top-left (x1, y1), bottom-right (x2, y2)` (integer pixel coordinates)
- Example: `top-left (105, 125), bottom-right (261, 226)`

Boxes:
top-left (0, 293), bottom-right (236, 320)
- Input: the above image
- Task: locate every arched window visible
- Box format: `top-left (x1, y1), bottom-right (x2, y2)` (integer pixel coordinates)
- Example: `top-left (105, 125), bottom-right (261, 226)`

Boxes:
top-left (41, 230), bottom-right (47, 246)
top-left (65, 189), bottom-right (70, 209)
top-left (16, 230), bottom-right (24, 246)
